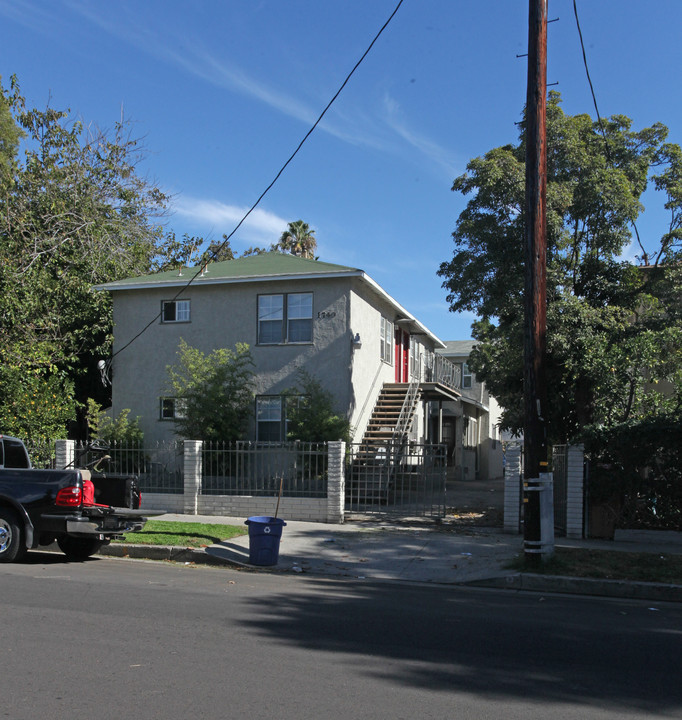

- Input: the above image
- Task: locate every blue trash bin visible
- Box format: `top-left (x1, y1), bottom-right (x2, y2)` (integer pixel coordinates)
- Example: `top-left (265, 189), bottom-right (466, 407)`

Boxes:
top-left (245, 516), bottom-right (286, 566)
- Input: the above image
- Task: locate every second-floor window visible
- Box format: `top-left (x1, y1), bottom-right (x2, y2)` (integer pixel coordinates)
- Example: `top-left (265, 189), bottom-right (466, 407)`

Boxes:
top-left (380, 316), bottom-right (393, 363)
top-left (410, 338), bottom-right (420, 378)
top-left (461, 362), bottom-right (473, 389)
top-left (258, 293), bottom-right (313, 344)
top-left (162, 299), bottom-right (191, 323)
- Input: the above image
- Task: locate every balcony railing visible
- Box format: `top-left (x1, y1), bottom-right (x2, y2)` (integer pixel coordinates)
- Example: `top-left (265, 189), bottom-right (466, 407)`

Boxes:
top-left (423, 354), bottom-right (461, 392)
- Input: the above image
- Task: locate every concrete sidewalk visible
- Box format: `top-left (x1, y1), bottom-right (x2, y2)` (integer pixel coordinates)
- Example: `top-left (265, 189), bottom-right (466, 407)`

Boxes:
top-left (101, 513), bottom-right (682, 602)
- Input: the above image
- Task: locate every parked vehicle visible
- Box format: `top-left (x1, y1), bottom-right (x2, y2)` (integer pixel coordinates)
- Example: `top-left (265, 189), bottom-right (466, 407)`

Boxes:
top-left (0, 435), bottom-right (156, 562)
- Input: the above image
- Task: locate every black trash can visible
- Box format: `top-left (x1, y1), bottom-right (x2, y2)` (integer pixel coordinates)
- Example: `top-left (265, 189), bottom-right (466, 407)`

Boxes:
top-left (245, 516), bottom-right (286, 566)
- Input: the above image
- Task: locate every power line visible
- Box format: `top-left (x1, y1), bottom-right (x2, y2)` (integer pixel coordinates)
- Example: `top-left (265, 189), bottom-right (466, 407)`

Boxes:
top-left (572, 0), bottom-right (647, 261)
top-left (109, 0), bottom-right (405, 364)
top-left (573, 0), bottom-right (610, 162)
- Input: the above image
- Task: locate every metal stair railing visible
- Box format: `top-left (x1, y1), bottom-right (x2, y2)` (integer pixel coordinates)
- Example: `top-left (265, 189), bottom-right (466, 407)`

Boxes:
top-left (391, 376), bottom-right (419, 446)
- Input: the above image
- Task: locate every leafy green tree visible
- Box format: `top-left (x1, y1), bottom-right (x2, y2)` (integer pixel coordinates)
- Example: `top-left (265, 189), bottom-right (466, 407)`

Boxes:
top-left (0, 81), bottom-right (22, 188)
top-left (165, 339), bottom-right (255, 442)
top-left (204, 235), bottom-right (236, 263)
top-left (0, 76), bottom-right (196, 439)
top-left (438, 92), bottom-right (682, 443)
top-left (86, 399), bottom-right (144, 446)
top-left (0, 365), bottom-right (77, 443)
top-left (240, 245), bottom-right (270, 257)
top-left (86, 399), bottom-right (145, 473)
top-left (285, 370), bottom-right (351, 443)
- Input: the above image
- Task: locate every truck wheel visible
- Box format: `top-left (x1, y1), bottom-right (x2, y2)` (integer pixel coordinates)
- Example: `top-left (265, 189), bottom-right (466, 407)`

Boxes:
top-left (0, 507), bottom-right (26, 563)
top-left (57, 537), bottom-right (105, 561)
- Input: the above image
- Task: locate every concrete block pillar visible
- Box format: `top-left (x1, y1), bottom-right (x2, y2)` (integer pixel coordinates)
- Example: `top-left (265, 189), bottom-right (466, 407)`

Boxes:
top-left (503, 443), bottom-right (523, 534)
top-left (55, 439), bottom-right (76, 470)
top-left (566, 444), bottom-right (585, 538)
top-left (327, 441), bottom-right (346, 523)
top-left (183, 440), bottom-right (203, 515)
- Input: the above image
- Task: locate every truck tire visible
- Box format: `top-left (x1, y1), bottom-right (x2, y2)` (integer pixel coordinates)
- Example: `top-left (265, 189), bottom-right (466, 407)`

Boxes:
top-left (57, 536), bottom-right (105, 561)
top-left (0, 507), bottom-right (26, 563)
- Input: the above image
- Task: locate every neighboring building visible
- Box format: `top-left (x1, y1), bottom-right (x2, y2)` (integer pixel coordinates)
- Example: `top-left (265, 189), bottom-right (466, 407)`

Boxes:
top-left (433, 340), bottom-right (504, 481)
top-left (96, 253), bottom-right (462, 449)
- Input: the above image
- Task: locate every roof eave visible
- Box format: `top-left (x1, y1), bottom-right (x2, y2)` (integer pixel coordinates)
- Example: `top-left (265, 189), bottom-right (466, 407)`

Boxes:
top-left (93, 269), bottom-right (365, 293)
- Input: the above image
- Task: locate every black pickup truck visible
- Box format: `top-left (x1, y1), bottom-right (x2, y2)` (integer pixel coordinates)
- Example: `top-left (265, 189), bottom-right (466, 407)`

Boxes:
top-left (0, 434), bottom-right (155, 562)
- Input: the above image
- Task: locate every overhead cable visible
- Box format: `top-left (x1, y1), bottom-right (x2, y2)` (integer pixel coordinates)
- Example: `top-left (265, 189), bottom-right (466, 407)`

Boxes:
top-left (109, 0), bottom-right (405, 364)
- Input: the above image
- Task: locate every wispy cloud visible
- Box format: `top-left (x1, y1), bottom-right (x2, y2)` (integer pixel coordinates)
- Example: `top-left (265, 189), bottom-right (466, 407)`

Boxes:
top-left (172, 197), bottom-right (288, 246)
top-left (3, 1), bottom-right (461, 178)
top-left (382, 93), bottom-right (461, 178)
top-left (151, 45), bottom-right (395, 151)
top-left (58, 0), bottom-right (391, 151)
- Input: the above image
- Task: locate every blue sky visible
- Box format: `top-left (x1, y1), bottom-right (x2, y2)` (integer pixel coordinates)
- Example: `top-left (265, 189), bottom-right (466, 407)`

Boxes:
top-left (1, 0), bottom-right (681, 342)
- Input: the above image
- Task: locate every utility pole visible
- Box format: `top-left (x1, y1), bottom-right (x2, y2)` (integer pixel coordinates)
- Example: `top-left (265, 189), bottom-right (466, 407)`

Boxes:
top-left (523, 0), bottom-right (549, 564)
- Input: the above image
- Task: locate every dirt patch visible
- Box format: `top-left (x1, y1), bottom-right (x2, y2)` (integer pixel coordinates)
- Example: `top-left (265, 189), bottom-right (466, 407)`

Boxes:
top-left (446, 507), bottom-right (504, 528)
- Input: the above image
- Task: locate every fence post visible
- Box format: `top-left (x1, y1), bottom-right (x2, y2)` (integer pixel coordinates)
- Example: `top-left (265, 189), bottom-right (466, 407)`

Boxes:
top-left (327, 440), bottom-right (345, 523)
top-left (504, 443), bottom-right (523, 533)
top-left (55, 439), bottom-right (75, 470)
top-left (183, 440), bottom-right (203, 515)
top-left (565, 444), bottom-right (585, 538)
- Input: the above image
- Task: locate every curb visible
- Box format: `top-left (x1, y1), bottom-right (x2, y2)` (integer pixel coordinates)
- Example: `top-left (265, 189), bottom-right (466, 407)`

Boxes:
top-left (99, 545), bottom-right (682, 602)
top-left (468, 572), bottom-right (682, 603)
top-left (100, 543), bottom-right (245, 568)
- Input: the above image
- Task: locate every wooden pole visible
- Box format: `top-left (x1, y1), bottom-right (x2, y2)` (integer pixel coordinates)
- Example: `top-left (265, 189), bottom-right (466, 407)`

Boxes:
top-left (523, 0), bottom-right (549, 563)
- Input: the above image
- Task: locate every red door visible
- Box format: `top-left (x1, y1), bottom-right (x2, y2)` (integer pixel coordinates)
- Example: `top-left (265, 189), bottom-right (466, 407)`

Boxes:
top-left (394, 328), bottom-right (410, 383)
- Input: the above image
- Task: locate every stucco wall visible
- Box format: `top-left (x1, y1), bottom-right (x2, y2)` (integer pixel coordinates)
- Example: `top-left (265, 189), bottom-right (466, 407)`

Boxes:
top-left (347, 285), bottom-right (396, 442)
top-left (109, 272), bottom-right (443, 448)
top-left (110, 277), bottom-right (355, 444)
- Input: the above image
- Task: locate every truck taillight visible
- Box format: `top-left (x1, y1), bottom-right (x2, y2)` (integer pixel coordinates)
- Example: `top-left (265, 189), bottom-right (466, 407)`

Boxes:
top-left (56, 486), bottom-right (83, 507)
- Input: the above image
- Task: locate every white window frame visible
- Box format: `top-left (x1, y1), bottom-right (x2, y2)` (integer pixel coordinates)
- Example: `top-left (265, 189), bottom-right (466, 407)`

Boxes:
top-left (161, 299), bottom-right (191, 323)
top-left (463, 416), bottom-right (478, 448)
top-left (410, 338), bottom-right (420, 379)
top-left (461, 362), bottom-right (473, 389)
top-left (380, 316), bottom-right (393, 364)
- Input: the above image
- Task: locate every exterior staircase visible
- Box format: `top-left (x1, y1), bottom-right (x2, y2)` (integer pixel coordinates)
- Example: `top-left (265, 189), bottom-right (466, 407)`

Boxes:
top-left (348, 382), bottom-right (421, 502)
top-left (358, 383), bottom-right (419, 454)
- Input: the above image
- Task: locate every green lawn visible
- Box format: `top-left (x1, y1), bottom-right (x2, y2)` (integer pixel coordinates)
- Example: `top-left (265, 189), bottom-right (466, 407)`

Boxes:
top-left (115, 520), bottom-right (246, 548)
top-left (509, 547), bottom-right (682, 585)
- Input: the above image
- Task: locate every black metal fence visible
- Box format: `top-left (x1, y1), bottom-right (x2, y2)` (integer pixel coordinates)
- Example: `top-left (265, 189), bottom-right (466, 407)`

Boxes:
top-left (75, 441), bottom-right (184, 494)
top-left (202, 441), bottom-right (328, 497)
top-left (346, 442), bottom-right (447, 518)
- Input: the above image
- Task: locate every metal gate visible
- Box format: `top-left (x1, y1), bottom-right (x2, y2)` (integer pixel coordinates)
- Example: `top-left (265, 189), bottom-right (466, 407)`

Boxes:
top-left (345, 443), bottom-right (447, 518)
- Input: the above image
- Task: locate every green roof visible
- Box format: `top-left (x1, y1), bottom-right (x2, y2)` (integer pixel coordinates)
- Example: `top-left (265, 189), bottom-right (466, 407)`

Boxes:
top-left (94, 251), bottom-right (446, 347)
top-left (96, 252), bottom-right (361, 290)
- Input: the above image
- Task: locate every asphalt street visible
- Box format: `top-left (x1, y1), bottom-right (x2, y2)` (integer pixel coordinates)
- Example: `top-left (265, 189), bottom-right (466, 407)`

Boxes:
top-left (3, 555), bottom-right (682, 720)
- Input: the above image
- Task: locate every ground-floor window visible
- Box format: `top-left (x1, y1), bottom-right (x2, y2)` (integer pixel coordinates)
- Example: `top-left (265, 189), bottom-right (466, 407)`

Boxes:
top-left (256, 396), bottom-right (283, 440)
top-left (160, 397), bottom-right (187, 420)
top-left (256, 395), bottom-right (304, 441)
top-left (463, 415), bottom-right (478, 448)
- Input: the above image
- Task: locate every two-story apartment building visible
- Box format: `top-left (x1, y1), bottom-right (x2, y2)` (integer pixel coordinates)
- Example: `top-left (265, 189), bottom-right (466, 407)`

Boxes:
top-left (96, 253), bottom-right (461, 449)
top-left (434, 340), bottom-right (504, 481)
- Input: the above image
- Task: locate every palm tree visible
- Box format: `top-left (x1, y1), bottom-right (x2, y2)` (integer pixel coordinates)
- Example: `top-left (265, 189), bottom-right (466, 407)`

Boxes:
top-left (276, 220), bottom-right (317, 259)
